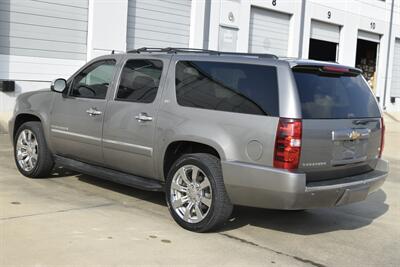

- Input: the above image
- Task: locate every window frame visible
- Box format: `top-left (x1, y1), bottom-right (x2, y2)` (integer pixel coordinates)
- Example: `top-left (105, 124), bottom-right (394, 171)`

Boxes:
top-left (174, 60), bottom-right (280, 117)
top-left (114, 58), bottom-right (164, 104)
top-left (68, 59), bottom-right (117, 100)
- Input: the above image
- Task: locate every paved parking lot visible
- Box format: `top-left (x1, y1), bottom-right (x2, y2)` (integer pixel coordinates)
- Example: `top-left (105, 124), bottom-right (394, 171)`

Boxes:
top-left (1, 117), bottom-right (399, 266)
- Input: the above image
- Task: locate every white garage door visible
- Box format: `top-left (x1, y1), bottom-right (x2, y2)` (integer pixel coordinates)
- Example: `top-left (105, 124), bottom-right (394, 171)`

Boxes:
top-left (248, 7), bottom-right (291, 56)
top-left (127, 0), bottom-right (192, 50)
top-left (358, 30), bottom-right (381, 43)
top-left (0, 0), bottom-right (88, 60)
top-left (310, 20), bottom-right (340, 43)
top-left (391, 38), bottom-right (400, 97)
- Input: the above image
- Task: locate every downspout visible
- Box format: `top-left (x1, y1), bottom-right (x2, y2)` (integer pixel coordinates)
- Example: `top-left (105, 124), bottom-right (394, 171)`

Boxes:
top-left (298, 0), bottom-right (307, 58)
top-left (203, 0), bottom-right (211, 49)
top-left (382, 0), bottom-right (395, 110)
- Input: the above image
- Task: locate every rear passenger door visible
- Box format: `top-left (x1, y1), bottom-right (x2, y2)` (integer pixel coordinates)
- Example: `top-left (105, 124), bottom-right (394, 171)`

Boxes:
top-left (102, 57), bottom-right (166, 178)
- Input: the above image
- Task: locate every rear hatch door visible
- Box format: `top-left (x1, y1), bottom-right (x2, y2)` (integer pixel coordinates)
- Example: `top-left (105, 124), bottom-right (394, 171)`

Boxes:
top-left (292, 65), bottom-right (383, 183)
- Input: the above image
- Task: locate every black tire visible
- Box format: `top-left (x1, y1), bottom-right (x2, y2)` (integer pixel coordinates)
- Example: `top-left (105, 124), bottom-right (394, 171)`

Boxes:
top-left (165, 153), bottom-right (233, 232)
top-left (14, 121), bottom-right (54, 178)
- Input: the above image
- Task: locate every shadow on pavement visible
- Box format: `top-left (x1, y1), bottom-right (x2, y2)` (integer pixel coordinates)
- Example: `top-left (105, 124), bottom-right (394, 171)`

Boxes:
top-left (222, 189), bottom-right (388, 235)
top-left (49, 165), bottom-right (78, 178)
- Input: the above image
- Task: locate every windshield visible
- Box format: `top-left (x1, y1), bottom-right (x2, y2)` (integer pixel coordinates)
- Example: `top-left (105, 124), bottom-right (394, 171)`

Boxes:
top-left (293, 68), bottom-right (381, 119)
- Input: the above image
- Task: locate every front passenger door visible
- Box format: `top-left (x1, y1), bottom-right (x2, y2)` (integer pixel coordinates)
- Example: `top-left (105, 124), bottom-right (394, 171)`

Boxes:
top-left (50, 59), bottom-right (117, 165)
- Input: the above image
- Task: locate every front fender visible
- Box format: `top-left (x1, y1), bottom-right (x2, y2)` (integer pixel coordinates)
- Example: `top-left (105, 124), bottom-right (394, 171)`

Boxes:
top-left (10, 90), bottom-right (54, 150)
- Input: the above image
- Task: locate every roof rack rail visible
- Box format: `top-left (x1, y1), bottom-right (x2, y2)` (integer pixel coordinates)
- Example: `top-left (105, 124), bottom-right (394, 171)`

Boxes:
top-left (127, 47), bottom-right (278, 59)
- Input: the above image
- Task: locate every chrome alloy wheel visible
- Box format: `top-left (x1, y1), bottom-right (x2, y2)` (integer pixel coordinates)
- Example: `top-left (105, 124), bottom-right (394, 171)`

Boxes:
top-left (16, 129), bottom-right (39, 172)
top-left (170, 165), bottom-right (213, 223)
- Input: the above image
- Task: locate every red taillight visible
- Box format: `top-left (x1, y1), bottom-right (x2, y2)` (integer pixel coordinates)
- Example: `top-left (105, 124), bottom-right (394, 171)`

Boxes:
top-left (322, 66), bottom-right (350, 73)
top-left (379, 117), bottom-right (385, 158)
top-left (274, 118), bottom-right (302, 170)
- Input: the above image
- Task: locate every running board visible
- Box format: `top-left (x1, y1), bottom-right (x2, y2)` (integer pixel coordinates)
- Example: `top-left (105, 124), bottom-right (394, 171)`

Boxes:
top-left (54, 155), bottom-right (164, 192)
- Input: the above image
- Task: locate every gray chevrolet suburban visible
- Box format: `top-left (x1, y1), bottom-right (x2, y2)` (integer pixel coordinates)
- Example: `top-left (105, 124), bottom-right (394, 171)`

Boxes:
top-left (9, 48), bottom-right (389, 232)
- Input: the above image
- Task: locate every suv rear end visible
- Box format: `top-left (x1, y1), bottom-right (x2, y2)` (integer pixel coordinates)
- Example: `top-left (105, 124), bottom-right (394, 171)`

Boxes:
top-left (222, 60), bottom-right (388, 210)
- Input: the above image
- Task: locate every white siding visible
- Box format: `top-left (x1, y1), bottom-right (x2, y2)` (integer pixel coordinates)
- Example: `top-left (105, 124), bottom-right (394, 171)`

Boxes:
top-left (126, 0), bottom-right (192, 49)
top-left (248, 7), bottom-right (291, 57)
top-left (391, 38), bottom-right (400, 97)
top-left (310, 20), bottom-right (340, 43)
top-left (0, 0), bottom-right (88, 60)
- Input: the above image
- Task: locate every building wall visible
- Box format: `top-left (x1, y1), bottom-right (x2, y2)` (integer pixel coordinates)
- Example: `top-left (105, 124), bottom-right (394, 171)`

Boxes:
top-left (1, 0), bottom-right (400, 132)
top-left (212, 0), bottom-right (399, 111)
top-left (0, 0), bottom-right (89, 132)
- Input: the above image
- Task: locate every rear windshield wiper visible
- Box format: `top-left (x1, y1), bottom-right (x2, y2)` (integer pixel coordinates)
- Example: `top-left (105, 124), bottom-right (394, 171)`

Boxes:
top-left (353, 119), bottom-right (379, 125)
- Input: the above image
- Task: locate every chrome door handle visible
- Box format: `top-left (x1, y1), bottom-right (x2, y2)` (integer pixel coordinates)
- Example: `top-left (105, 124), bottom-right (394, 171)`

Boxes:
top-left (135, 112), bottom-right (153, 122)
top-left (86, 107), bottom-right (102, 117)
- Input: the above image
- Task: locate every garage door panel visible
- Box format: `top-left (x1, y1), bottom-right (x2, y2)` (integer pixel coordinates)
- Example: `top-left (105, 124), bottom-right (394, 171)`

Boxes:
top-left (250, 24), bottom-right (290, 34)
top-left (0, 37), bottom-right (87, 54)
top-left (132, 0), bottom-right (192, 14)
top-left (358, 30), bottom-right (381, 43)
top-left (0, 22), bottom-right (87, 44)
top-left (128, 17), bottom-right (190, 32)
top-left (0, 47), bottom-right (85, 60)
top-left (44, 0), bottom-right (87, 9)
top-left (249, 36), bottom-right (289, 46)
top-left (0, 1), bottom-right (87, 21)
top-left (0, 0), bottom-right (88, 60)
top-left (127, 7), bottom-right (190, 23)
top-left (251, 8), bottom-right (289, 22)
top-left (0, 10), bottom-right (88, 32)
top-left (127, 37), bottom-right (187, 48)
top-left (250, 45), bottom-right (287, 54)
top-left (162, 0), bottom-right (191, 6)
top-left (127, 0), bottom-right (191, 49)
top-left (391, 39), bottom-right (400, 97)
top-left (128, 24), bottom-right (189, 37)
top-left (251, 17), bottom-right (290, 28)
top-left (249, 7), bottom-right (290, 57)
top-left (133, 29), bottom-right (189, 43)
top-left (311, 20), bottom-right (340, 43)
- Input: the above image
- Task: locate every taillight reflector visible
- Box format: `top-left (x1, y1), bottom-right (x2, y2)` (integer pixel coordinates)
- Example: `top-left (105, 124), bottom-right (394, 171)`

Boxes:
top-left (274, 118), bottom-right (302, 170)
top-left (379, 117), bottom-right (385, 158)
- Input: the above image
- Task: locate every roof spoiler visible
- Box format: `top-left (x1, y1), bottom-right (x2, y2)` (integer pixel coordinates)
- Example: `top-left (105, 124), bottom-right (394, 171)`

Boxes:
top-left (292, 65), bottom-right (362, 76)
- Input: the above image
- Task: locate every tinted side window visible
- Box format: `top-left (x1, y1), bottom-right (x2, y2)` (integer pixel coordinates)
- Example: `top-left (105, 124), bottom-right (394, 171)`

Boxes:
top-left (116, 59), bottom-right (163, 103)
top-left (71, 59), bottom-right (116, 99)
top-left (175, 61), bottom-right (279, 116)
top-left (293, 70), bottom-right (381, 119)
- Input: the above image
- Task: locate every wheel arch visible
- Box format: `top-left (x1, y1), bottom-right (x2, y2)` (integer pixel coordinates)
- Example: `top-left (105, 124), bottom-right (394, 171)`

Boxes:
top-left (13, 113), bottom-right (42, 139)
top-left (162, 140), bottom-right (224, 181)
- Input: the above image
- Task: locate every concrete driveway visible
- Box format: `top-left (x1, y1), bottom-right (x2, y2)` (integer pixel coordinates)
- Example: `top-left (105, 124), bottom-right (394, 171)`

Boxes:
top-left (1, 120), bottom-right (399, 266)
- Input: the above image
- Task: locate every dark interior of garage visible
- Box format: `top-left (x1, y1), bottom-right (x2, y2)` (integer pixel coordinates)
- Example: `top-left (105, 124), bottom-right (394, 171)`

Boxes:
top-left (355, 39), bottom-right (378, 93)
top-left (308, 38), bottom-right (337, 62)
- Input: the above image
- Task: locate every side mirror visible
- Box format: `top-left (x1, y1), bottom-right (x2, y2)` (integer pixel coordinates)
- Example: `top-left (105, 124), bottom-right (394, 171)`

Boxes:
top-left (51, 78), bottom-right (67, 93)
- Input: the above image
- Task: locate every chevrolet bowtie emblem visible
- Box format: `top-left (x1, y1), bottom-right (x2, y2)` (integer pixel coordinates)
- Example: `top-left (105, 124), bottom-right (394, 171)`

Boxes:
top-left (349, 130), bottom-right (361, 141)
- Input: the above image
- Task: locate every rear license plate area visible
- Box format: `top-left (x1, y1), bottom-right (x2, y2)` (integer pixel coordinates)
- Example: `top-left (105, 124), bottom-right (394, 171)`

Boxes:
top-left (331, 128), bottom-right (370, 166)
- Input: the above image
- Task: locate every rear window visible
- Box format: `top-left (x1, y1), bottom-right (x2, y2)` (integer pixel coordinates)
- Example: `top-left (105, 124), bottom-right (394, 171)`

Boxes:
top-left (175, 61), bottom-right (279, 116)
top-left (293, 68), bottom-right (381, 119)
